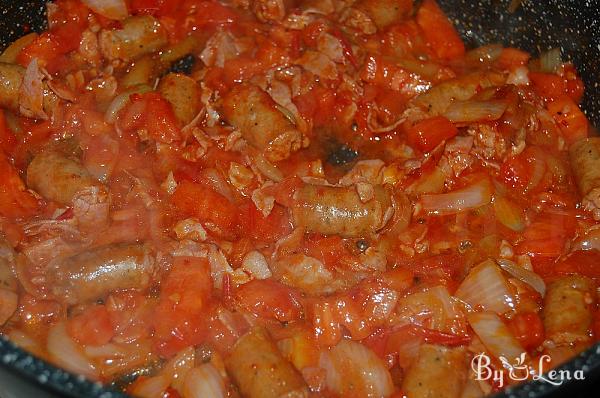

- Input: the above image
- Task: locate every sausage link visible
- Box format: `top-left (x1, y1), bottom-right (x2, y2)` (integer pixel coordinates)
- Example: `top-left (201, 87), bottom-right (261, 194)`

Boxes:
top-left (27, 151), bottom-right (101, 206)
top-left (157, 73), bottom-right (201, 125)
top-left (99, 15), bottom-right (168, 63)
top-left (222, 84), bottom-right (304, 162)
top-left (291, 184), bottom-right (393, 238)
top-left (401, 344), bottom-right (467, 398)
top-left (46, 243), bottom-right (157, 305)
top-left (0, 62), bottom-right (24, 112)
top-left (542, 275), bottom-right (595, 344)
top-left (225, 327), bottom-right (308, 398)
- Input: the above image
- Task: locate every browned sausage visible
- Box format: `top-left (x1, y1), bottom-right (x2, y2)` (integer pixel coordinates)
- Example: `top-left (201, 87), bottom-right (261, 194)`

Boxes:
top-left (0, 62), bottom-right (23, 111)
top-left (26, 151), bottom-right (102, 206)
top-left (46, 243), bottom-right (157, 305)
top-left (291, 184), bottom-right (393, 238)
top-left (569, 137), bottom-right (600, 219)
top-left (99, 15), bottom-right (168, 63)
top-left (401, 344), bottom-right (468, 398)
top-left (542, 275), bottom-right (595, 344)
top-left (221, 84), bottom-right (305, 162)
top-left (157, 73), bottom-right (201, 126)
top-left (225, 326), bottom-right (308, 398)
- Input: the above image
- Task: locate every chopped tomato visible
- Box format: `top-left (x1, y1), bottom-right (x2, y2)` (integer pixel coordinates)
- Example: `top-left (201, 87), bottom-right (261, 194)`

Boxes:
top-left (529, 72), bottom-right (566, 102)
top-left (405, 116), bottom-right (458, 153)
top-left (516, 211), bottom-right (575, 257)
top-left (0, 111), bottom-right (17, 155)
top-left (508, 312), bottom-right (545, 351)
top-left (554, 250), bottom-right (600, 280)
top-left (171, 180), bottom-right (239, 239)
top-left (67, 305), bottom-right (114, 346)
top-left (234, 279), bottom-right (303, 322)
top-left (302, 234), bottom-right (354, 270)
top-left (240, 202), bottom-right (292, 243)
top-left (416, 0), bottom-right (465, 60)
top-left (546, 95), bottom-right (589, 144)
top-left (120, 93), bottom-right (182, 144)
top-left (380, 267), bottom-right (415, 292)
top-left (0, 155), bottom-right (39, 219)
top-left (153, 257), bottom-right (212, 356)
top-left (496, 48), bottom-right (531, 69)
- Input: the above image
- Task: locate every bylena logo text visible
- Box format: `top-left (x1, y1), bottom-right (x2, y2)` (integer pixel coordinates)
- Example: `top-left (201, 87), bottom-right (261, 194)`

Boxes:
top-left (471, 352), bottom-right (585, 388)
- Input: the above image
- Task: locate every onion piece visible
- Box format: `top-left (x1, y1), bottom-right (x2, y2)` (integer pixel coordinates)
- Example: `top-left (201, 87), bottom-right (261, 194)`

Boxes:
top-left (493, 195), bottom-right (525, 232)
top-left (496, 259), bottom-right (546, 297)
top-left (320, 339), bottom-right (393, 398)
top-left (444, 100), bottom-right (508, 123)
top-left (182, 365), bottom-right (227, 398)
top-left (242, 250), bottom-right (272, 280)
top-left (82, 0), bottom-right (128, 20)
top-left (539, 48), bottom-right (562, 73)
top-left (47, 322), bottom-right (98, 379)
top-left (468, 311), bottom-right (524, 363)
top-left (104, 85), bottom-right (152, 124)
top-left (455, 259), bottom-right (515, 315)
top-left (571, 226), bottom-right (600, 252)
top-left (253, 154), bottom-right (284, 182)
top-left (129, 375), bottom-right (170, 398)
top-left (162, 346), bottom-right (196, 394)
top-left (466, 44), bottom-right (503, 64)
top-left (421, 177), bottom-right (493, 215)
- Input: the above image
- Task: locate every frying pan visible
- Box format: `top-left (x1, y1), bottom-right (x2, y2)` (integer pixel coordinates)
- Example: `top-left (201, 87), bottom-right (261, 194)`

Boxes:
top-left (0, 0), bottom-right (599, 397)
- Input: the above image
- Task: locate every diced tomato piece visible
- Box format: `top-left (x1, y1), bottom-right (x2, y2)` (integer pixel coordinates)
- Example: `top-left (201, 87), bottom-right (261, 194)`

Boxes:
top-left (516, 211), bottom-right (575, 257)
top-left (0, 111), bottom-right (17, 155)
top-left (554, 250), bottom-right (600, 280)
top-left (416, 0), bottom-right (465, 60)
top-left (171, 180), bottom-right (239, 238)
top-left (17, 33), bottom-right (61, 68)
top-left (294, 86), bottom-right (336, 128)
top-left (508, 312), bottom-right (544, 351)
top-left (380, 267), bottom-right (415, 292)
top-left (302, 234), bottom-right (354, 269)
top-left (405, 116), bottom-right (458, 152)
top-left (234, 279), bottom-right (303, 322)
top-left (67, 305), bottom-right (114, 346)
top-left (496, 48), bottom-right (531, 69)
top-left (562, 64), bottom-right (585, 103)
top-left (593, 309), bottom-right (600, 342)
top-left (153, 257), bottom-right (212, 355)
top-left (546, 95), bottom-right (589, 144)
top-left (240, 202), bottom-right (292, 243)
top-left (120, 93), bottom-right (182, 144)
top-left (529, 72), bottom-right (567, 103)
top-left (0, 155), bottom-right (39, 219)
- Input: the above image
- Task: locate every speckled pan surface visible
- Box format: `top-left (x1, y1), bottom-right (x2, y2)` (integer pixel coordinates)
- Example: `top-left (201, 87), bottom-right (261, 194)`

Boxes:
top-left (0, 1), bottom-right (599, 398)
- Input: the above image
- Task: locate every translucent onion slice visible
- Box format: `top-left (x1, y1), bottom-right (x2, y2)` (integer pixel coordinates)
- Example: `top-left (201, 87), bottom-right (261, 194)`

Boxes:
top-left (539, 48), bottom-right (562, 73)
top-left (455, 260), bottom-right (515, 315)
top-left (182, 365), bottom-right (227, 398)
top-left (104, 85), bottom-right (152, 124)
top-left (468, 311), bottom-right (524, 363)
top-left (129, 375), bottom-right (170, 398)
top-left (496, 259), bottom-right (546, 297)
top-left (493, 195), bottom-right (526, 232)
top-left (421, 178), bottom-right (493, 215)
top-left (47, 323), bottom-right (98, 379)
top-left (320, 339), bottom-right (394, 398)
top-left (82, 0), bottom-right (128, 20)
top-left (444, 99), bottom-right (508, 123)
top-left (572, 227), bottom-right (600, 252)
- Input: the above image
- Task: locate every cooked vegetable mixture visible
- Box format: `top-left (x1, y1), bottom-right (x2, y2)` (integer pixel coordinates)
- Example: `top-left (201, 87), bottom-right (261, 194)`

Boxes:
top-left (0, 0), bottom-right (598, 397)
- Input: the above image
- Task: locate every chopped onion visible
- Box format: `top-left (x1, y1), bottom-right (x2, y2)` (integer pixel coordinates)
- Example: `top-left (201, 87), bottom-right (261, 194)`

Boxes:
top-left (444, 100), bottom-right (508, 123)
top-left (253, 154), bottom-right (284, 182)
top-left (129, 375), bottom-right (170, 398)
top-left (421, 178), bottom-right (493, 215)
top-left (571, 226), bottom-right (600, 252)
top-left (539, 48), bottom-right (562, 73)
top-left (320, 339), bottom-right (393, 398)
top-left (468, 312), bottom-right (524, 363)
top-left (456, 260), bottom-right (515, 315)
top-left (409, 166), bottom-right (446, 195)
top-left (47, 323), bottom-right (98, 379)
top-left (182, 365), bottom-right (227, 398)
top-left (496, 259), bottom-right (546, 297)
top-left (82, 0), bottom-right (128, 20)
top-left (104, 85), bottom-right (152, 124)
top-left (162, 347), bottom-right (196, 394)
top-left (493, 195), bottom-right (525, 232)
top-left (242, 250), bottom-right (272, 280)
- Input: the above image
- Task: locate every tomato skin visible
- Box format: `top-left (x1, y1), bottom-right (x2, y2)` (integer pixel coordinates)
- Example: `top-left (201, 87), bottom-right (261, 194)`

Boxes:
top-left (507, 312), bottom-right (545, 351)
top-left (405, 116), bottom-right (458, 153)
top-left (546, 95), bottom-right (589, 144)
top-left (120, 93), bottom-right (182, 144)
top-left (67, 305), bottom-right (114, 346)
top-left (234, 279), bottom-right (303, 322)
top-left (416, 0), bottom-right (465, 60)
top-left (171, 180), bottom-right (239, 239)
top-left (240, 202), bottom-right (292, 244)
top-left (554, 250), bottom-right (600, 280)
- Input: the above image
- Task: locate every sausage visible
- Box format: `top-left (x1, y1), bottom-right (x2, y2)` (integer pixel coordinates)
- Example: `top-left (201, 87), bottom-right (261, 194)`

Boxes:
top-left (569, 137), bottom-right (600, 219)
top-left (225, 326), bottom-right (308, 398)
top-left (222, 84), bottom-right (305, 162)
top-left (27, 151), bottom-right (102, 206)
top-left (99, 15), bottom-right (168, 63)
top-left (291, 184), bottom-right (393, 238)
top-left (157, 73), bottom-right (201, 126)
top-left (401, 344), bottom-right (468, 398)
top-left (46, 243), bottom-right (157, 305)
top-left (542, 275), bottom-right (595, 344)
top-left (0, 62), bottom-right (24, 111)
